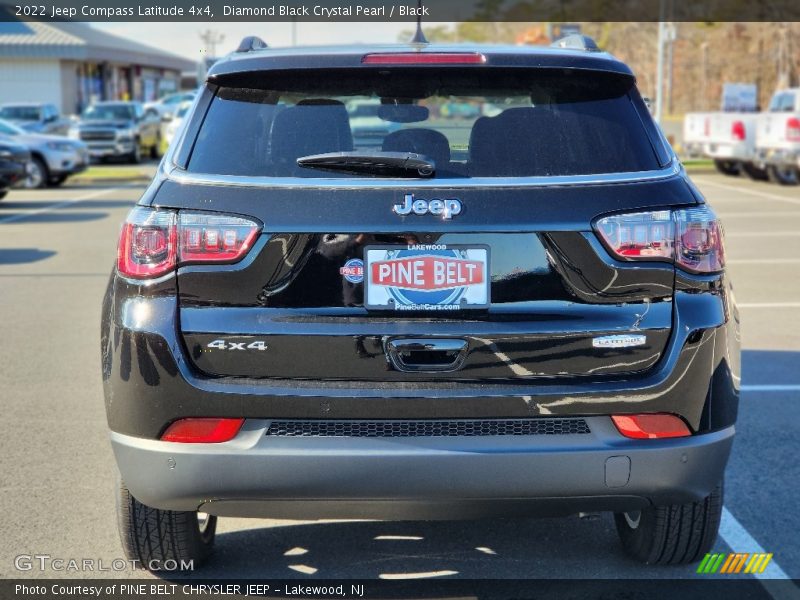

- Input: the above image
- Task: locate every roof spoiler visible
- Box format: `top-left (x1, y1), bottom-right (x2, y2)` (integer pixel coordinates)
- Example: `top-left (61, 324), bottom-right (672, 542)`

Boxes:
top-left (550, 34), bottom-right (600, 52)
top-left (236, 36), bottom-right (269, 53)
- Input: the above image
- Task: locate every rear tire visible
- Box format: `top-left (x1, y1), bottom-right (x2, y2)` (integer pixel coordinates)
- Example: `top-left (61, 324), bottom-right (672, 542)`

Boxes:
top-left (615, 482), bottom-right (723, 565)
top-left (741, 162), bottom-right (769, 181)
top-left (150, 136), bottom-right (163, 159)
top-left (713, 159), bottom-right (740, 176)
top-left (128, 141), bottom-right (141, 164)
top-left (116, 475), bottom-right (216, 571)
top-left (0, 190), bottom-right (7, 201)
top-left (767, 165), bottom-right (799, 185)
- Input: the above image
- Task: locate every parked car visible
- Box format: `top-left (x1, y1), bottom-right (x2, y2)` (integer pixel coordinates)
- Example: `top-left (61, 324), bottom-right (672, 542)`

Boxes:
top-left (0, 139), bottom-right (30, 201)
top-left (346, 99), bottom-right (401, 146)
top-left (102, 36), bottom-right (738, 570)
top-left (69, 101), bottom-right (161, 163)
top-left (0, 103), bottom-right (72, 136)
top-left (754, 88), bottom-right (800, 185)
top-left (0, 118), bottom-right (88, 188)
top-left (161, 100), bottom-right (193, 150)
top-left (440, 101), bottom-right (481, 119)
top-left (682, 111), bottom-right (765, 179)
top-left (145, 91), bottom-right (196, 121)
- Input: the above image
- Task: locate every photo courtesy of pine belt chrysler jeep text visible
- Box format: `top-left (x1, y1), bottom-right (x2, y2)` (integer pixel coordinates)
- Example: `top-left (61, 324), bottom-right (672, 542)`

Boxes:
top-left (101, 34), bottom-right (740, 570)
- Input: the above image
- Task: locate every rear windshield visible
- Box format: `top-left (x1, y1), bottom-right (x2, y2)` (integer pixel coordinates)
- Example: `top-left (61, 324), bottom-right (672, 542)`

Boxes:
top-left (187, 68), bottom-right (663, 178)
top-left (82, 104), bottom-right (135, 121)
top-left (0, 106), bottom-right (40, 121)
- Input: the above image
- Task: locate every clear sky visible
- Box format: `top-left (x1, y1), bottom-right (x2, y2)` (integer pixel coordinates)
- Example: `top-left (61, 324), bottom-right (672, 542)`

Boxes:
top-left (94, 22), bottom-right (449, 60)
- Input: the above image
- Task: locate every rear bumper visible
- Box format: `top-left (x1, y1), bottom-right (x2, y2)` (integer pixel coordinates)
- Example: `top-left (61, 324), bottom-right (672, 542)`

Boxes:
top-left (756, 147), bottom-right (800, 168)
top-left (705, 142), bottom-right (752, 161)
top-left (85, 141), bottom-right (135, 158)
top-left (112, 419), bottom-right (735, 518)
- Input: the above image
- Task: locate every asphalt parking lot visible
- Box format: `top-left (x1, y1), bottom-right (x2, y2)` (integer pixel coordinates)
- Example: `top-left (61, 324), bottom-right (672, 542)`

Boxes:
top-left (0, 171), bottom-right (798, 589)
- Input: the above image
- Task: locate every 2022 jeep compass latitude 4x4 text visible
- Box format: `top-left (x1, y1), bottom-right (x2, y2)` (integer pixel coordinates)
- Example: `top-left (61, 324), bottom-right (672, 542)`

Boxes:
top-left (101, 35), bottom-right (739, 570)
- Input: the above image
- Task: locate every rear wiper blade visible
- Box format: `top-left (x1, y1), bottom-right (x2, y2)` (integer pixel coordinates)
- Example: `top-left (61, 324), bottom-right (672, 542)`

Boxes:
top-left (296, 151), bottom-right (435, 178)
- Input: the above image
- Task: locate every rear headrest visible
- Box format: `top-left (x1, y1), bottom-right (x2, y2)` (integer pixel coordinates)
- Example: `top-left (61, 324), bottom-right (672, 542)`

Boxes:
top-left (470, 107), bottom-right (571, 176)
top-left (468, 105), bottom-right (639, 176)
top-left (382, 128), bottom-right (451, 167)
top-left (269, 99), bottom-right (353, 169)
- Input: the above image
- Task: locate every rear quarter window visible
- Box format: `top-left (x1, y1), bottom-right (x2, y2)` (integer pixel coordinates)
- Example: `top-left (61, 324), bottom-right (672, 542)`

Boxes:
top-left (186, 68), bottom-right (665, 179)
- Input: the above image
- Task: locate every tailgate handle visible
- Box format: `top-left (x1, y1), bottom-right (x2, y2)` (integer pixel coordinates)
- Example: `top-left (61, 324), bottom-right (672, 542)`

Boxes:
top-left (386, 338), bottom-right (468, 373)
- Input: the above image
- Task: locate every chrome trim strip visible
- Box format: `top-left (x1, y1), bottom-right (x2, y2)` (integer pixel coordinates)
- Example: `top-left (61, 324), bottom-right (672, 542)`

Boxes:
top-left (164, 159), bottom-right (683, 190)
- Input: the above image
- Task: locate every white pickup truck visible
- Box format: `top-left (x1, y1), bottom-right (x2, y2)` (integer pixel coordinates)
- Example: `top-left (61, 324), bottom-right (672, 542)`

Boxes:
top-left (683, 88), bottom-right (800, 184)
top-left (682, 111), bottom-right (765, 179)
top-left (754, 88), bottom-right (800, 184)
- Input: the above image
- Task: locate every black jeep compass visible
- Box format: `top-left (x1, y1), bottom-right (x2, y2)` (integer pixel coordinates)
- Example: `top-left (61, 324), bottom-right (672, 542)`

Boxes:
top-left (101, 35), bottom-right (739, 569)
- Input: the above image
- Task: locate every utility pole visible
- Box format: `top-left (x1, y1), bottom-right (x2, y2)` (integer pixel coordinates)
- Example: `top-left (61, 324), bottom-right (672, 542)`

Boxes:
top-left (776, 23), bottom-right (793, 90)
top-left (199, 29), bottom-right (225, 58)
top-left (701, 42), bottom-right (709, 111)
top-left (654, 0), bottom-right (674, 124)
top-left (666, 23), bottom-right (676, 116)
top-left (656, 20), bottom-right (666, 124)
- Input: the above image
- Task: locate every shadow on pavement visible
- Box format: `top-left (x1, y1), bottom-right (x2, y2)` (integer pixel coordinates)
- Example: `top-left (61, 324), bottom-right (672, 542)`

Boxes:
top-left (0, 248), bottom-right (56, 264)
top-left (0, 211), bottom-right (107, 223)
top-left (0, 199), bottom-right (134, 210)
top-left (158, 516), bottom-right (704, 580)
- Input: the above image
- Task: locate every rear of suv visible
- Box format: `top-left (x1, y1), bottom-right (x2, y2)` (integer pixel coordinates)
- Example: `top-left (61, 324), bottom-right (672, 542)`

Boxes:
top-left (101, 36), bottom-right (739, 570)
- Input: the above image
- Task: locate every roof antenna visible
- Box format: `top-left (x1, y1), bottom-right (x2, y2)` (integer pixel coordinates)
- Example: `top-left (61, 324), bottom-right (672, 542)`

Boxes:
top-left (409, 0), bottom-right (428, 44)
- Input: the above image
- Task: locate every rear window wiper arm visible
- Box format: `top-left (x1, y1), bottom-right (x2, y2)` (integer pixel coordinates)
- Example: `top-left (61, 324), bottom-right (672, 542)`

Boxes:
top-left (296, 151), bottom-right (435, 178)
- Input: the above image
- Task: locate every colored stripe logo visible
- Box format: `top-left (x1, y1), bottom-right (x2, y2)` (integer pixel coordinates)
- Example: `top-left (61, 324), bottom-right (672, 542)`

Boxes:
top-left (697, 552), bottom-right (773, 574)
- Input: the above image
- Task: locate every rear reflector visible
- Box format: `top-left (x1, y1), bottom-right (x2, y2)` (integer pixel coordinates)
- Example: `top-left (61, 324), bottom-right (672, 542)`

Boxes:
top-left (161, 418), bottom-right (245, 443)
top-left (362, 52), bottom-right (487, 65)
top-left (611, 414), bottom-right (691, 439)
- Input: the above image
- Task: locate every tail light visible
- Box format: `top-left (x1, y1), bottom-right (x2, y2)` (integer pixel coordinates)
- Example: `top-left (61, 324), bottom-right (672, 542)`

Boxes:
top-left (362, 52), bottom-right (487, 65)
top-left (594, 205), bottom-right (725, 274)
top-left (612, 414), bottom-right (691, 439)
top-left (117, 209), bottom-right (177, 279)
top-left (161, 418), bottom-right (245, 443)
top-left (787, 117), bottom-right (800, 142)
top-left (731, 120), bottom-right (746, 141)
top-left (117, 207), bottom-right (261, 279)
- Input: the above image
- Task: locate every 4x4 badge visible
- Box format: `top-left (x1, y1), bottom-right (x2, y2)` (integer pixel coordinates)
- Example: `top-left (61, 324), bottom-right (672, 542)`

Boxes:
top-left (393, 193), bottom-right (462, 219)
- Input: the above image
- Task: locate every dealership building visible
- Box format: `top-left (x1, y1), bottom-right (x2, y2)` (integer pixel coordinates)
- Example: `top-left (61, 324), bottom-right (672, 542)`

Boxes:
top-left (0, 21), bottom-right (196, 115)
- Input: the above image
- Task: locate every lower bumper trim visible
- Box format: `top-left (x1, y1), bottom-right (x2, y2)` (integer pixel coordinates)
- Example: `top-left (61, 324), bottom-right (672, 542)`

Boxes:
top-left (111, 418), bottom-right (734, 520)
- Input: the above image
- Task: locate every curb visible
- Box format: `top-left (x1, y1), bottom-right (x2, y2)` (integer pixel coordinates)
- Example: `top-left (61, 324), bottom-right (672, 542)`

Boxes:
top-left (68, 176), bottom-right (152, 185)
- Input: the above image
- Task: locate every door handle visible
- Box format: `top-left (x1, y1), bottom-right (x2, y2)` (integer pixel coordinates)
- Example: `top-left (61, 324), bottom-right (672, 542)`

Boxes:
top-left (385, 338), bottom-right (469, 373)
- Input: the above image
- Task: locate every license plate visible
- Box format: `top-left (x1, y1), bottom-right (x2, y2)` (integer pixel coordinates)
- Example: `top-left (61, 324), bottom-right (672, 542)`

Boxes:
top-left (364, 244), bottom-right (490, 311)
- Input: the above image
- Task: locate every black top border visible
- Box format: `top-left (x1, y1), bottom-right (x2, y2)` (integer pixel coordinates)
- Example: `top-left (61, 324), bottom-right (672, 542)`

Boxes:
top-left (1, 0), bottom-right (799, 22)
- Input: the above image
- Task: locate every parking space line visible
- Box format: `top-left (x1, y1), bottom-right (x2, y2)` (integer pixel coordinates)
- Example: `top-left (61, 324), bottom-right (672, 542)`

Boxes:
top-left (741, 384), bottom-right (800, 392)
top-left (694, 178), bottom-right (800, 207)
top-left (0, 188), bottom-right (120, 224)
top-left (719, 212), bottom-right (800, 218)
top-left (738, 302), bottom-right (800, 308)
top-left (727, 259), bottom-right (800, 265)
top-left (720, 507), bottom-right (791, 586)
top-left (720, 212), bottom-right (800, 218)
top-left (726, 231), bottom-right (800, 237)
